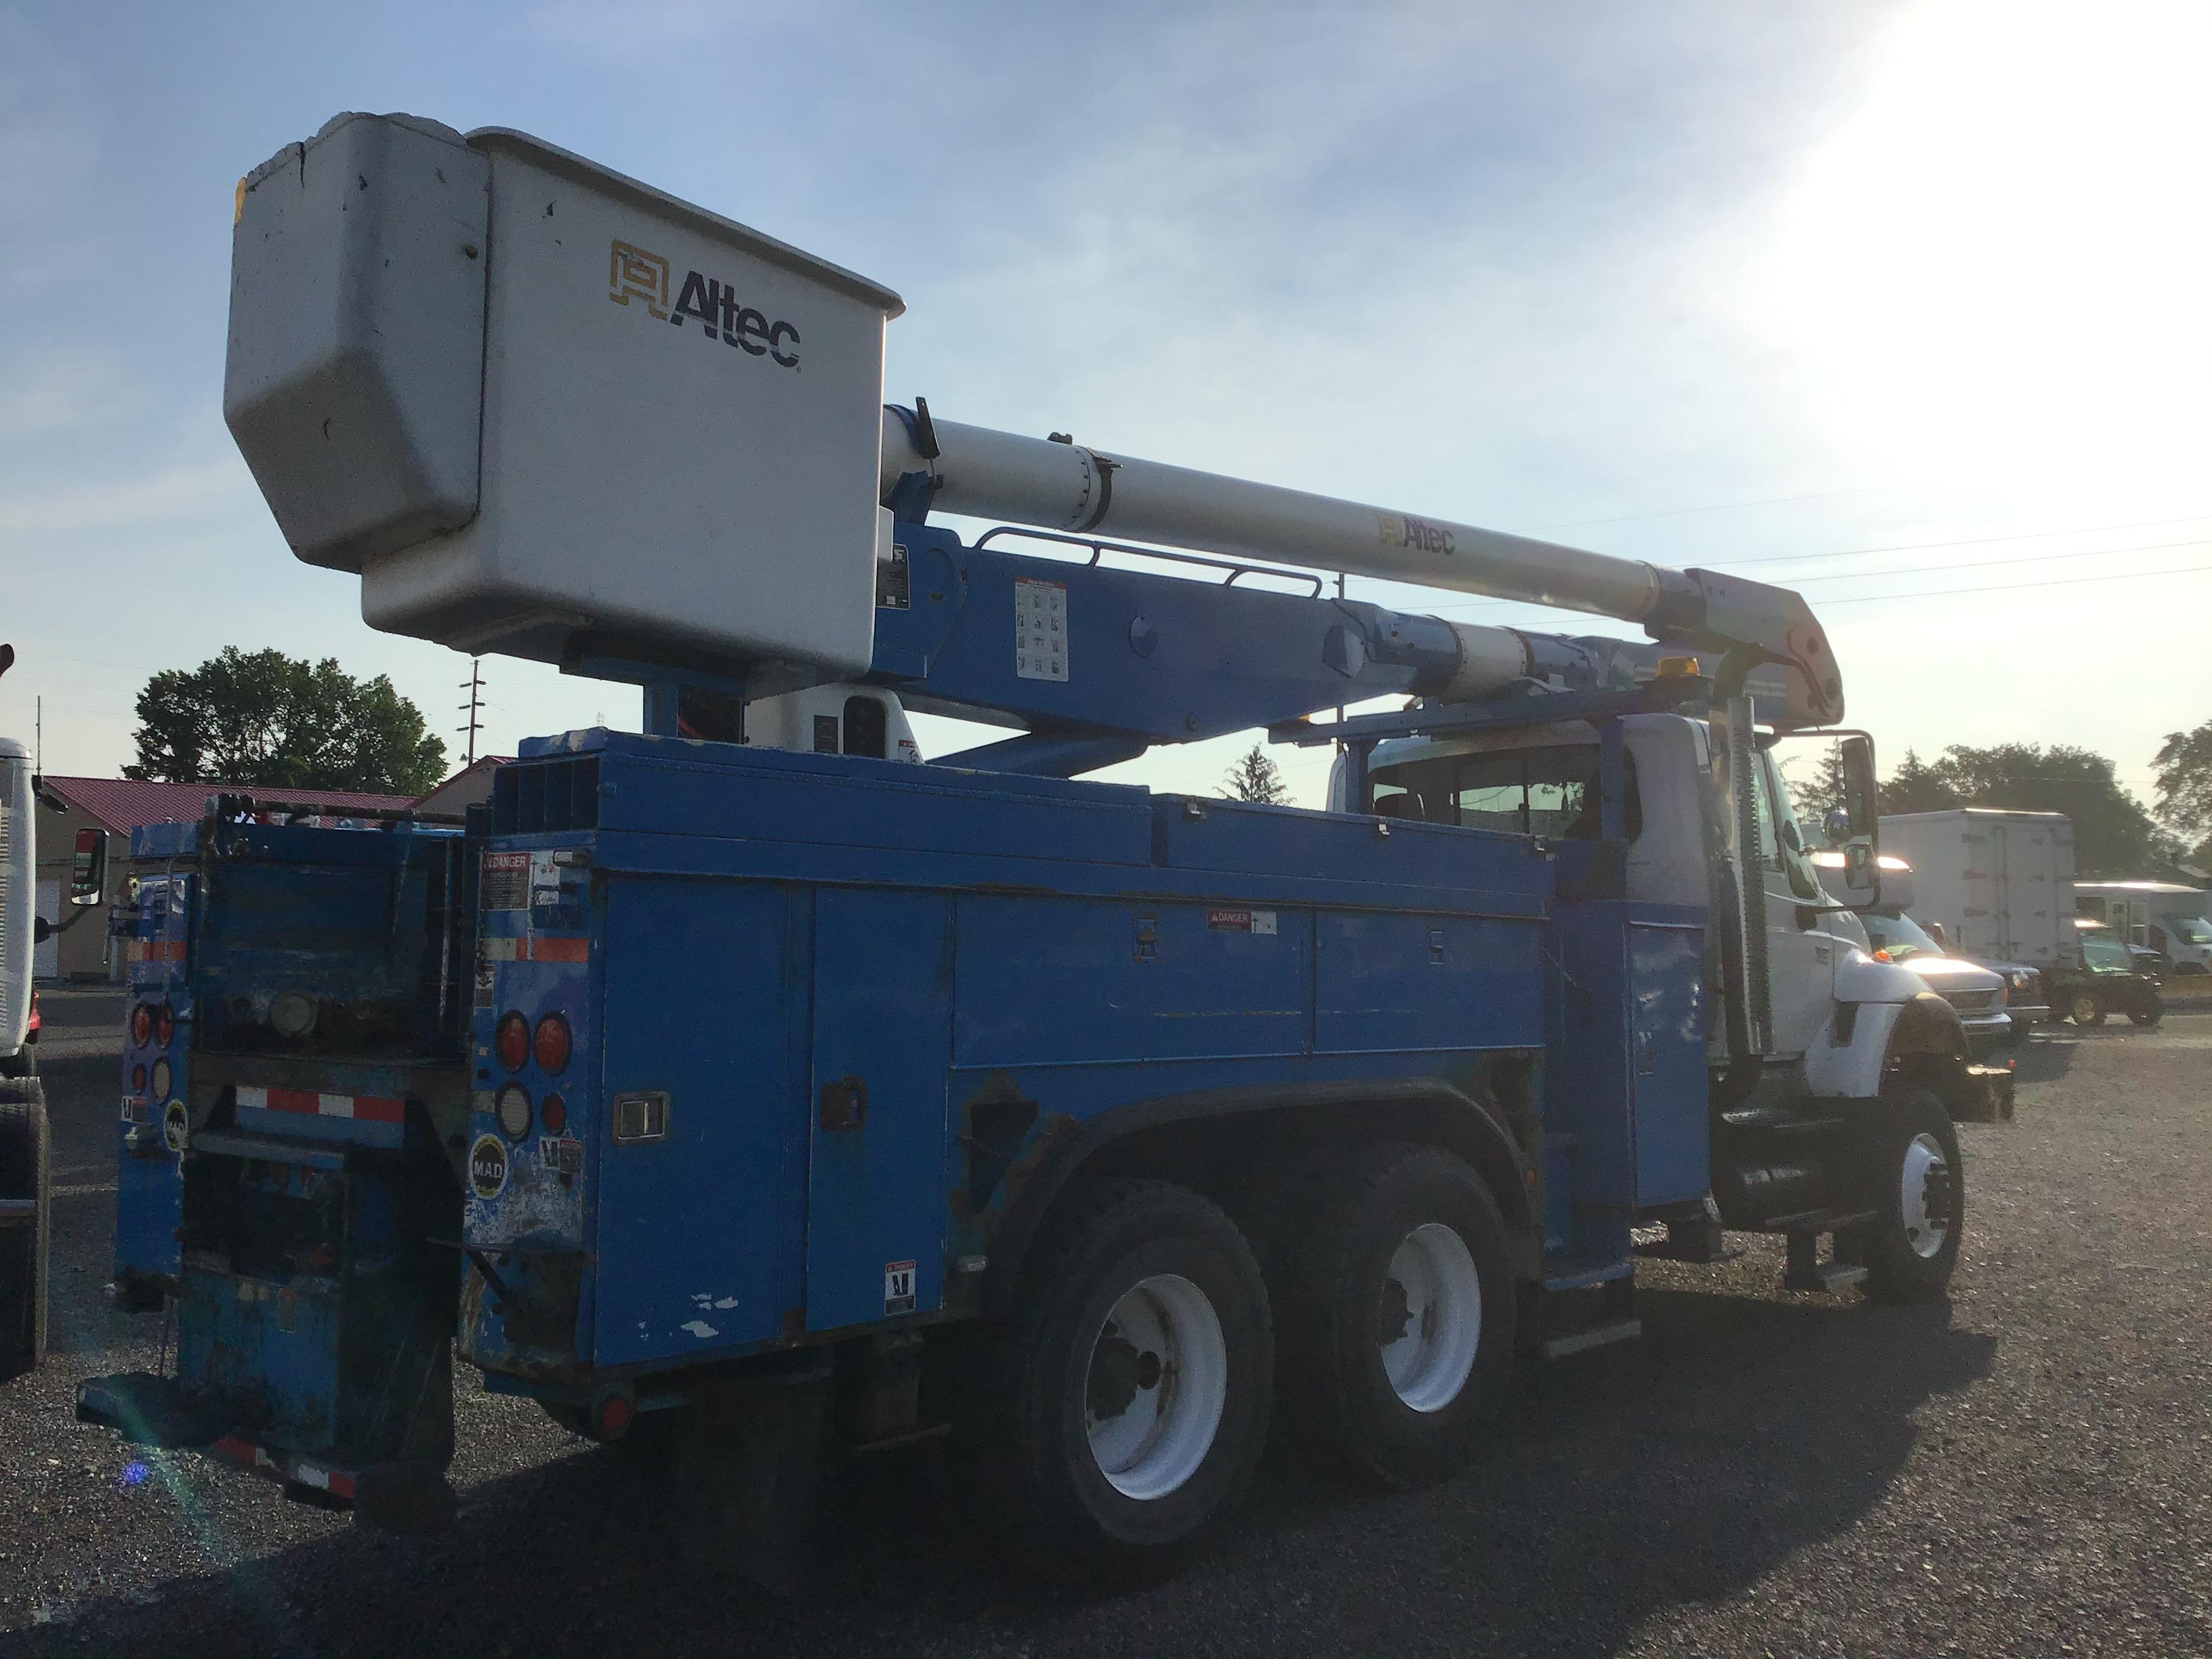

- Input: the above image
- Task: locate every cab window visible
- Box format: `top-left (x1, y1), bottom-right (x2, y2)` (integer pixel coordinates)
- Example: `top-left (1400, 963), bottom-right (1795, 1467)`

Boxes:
top-left (1371, 745), bottom-right (1641, 841)
top-left (1752, 752), bottom-right (1821, 901)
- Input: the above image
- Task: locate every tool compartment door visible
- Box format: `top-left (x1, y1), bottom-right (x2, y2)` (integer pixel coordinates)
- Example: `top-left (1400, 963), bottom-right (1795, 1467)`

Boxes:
top-left (592, 877), bottom-right (805, 1361)
top-left (804, 888), bottom-right (951, 1332)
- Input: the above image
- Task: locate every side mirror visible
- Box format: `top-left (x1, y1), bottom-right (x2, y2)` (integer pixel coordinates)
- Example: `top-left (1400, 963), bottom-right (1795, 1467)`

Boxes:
top-left (1835, 733), bottom-right (1879, 901)
top-left (69, 827), bottom-right (108, 906)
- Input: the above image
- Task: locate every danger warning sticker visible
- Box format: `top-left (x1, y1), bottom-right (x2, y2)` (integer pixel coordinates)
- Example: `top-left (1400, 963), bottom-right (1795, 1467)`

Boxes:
top-left (482, 852), bottom-right (529, 911)
top-left (1206, 908), bottom-right (1278, 935)
top-left (884, 1260), bottom-right (916, 1316)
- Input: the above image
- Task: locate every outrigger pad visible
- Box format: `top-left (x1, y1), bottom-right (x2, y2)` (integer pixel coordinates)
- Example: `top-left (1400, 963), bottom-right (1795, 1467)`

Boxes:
top-left (1957, 1065), bottom-right (2017, 1124)
top-left (75, 1372), bottom-right (237, 1448)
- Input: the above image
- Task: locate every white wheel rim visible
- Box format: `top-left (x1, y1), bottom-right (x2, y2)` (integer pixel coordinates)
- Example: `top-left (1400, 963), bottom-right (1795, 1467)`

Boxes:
top-left (1900, 1132), bottom-right (1950, 1259)
top-left (1378, 1222), bottom-right (1483, 1413)
top-left (1085, 1273), bottom-right (1228, 1500)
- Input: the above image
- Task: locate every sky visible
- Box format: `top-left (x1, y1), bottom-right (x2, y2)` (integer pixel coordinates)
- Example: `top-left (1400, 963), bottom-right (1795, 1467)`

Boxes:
top-left (2, 0), bottom-right (2207, 809)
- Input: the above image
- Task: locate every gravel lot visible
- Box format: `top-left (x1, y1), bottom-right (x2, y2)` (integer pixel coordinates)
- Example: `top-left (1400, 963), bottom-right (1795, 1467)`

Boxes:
top-left (4, 1010), bottom-right (2209, 1657)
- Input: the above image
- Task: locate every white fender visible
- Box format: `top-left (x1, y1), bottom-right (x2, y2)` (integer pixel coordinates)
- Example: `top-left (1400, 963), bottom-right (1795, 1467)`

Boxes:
top-left (1801, 951), bottom-right (1936, 1099)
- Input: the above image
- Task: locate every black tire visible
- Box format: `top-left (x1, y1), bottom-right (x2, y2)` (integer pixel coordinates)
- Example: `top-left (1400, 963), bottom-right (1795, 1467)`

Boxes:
top-left (0, 1047), bottom-right (35, 1078)
top-left (961, 1179), bottom-right (1272, 1586)
top-left (1856, 1086), bottom-right (1963, 1305)
top-left (0, 1079), bottom-right (52, 1381)
top-left (1272, 1143), bottom-right (1515, 1490)
top-left (2129, 1002), bottom-right (2162, 1028)
top-left (2068, 989), bottom-right (2106, 1027)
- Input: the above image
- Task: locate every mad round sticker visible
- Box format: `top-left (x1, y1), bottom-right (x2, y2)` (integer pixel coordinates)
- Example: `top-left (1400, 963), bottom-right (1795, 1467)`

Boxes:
top-left (162, 1100), bottom-right (190, 1153)
top-left (468, 1133), bottom-right (510, 1200)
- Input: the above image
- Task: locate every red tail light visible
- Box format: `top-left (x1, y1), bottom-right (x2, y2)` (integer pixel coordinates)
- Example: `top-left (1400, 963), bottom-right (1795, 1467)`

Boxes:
top-left (494, 1012), bottom-right (529, 1071)
top-left (155, 1004), bottom-right (176, 1047)
top-left (130, 1004), bottom-right (152, 1046)
top-left (131, 1063), bottom-right (147, 1094)
top-left (533, 1014), bottom-right (571, 1076)
top-left (540, 1094), bottom-right (567, 1134)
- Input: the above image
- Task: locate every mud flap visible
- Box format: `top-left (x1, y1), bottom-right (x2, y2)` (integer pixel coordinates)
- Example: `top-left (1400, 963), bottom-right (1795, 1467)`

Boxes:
top-left (672, 1373), bottom-right (831, 1599)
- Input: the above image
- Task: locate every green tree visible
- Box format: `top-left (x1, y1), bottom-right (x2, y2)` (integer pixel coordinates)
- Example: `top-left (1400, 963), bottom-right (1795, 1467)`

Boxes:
top-left (1880, 747), bottom-right (1960, 815)
top-left (1220, 742), bottom-right (1290, 804)
top-left (1893, 742), bottom-right (2159, 878)
top-left (2152, 718), bottom-right (2212, 867)
top-left (1784, 739), bottom-right (1853, 825)
top-left (127, 647), bottom-right (447, 796)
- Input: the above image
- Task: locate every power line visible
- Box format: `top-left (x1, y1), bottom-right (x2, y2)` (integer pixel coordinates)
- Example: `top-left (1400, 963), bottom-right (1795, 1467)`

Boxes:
top-left (1420, 527), bottom-right (2212, 615)
top-left (1706, 512), bottom-right (2212, 573)
top-left (1789, 535), bottom-right (2212, 588)
top-left (1821, 560), bottom-right (2212, 606)
top-left (1517, 478), bottom-right (1933, 533)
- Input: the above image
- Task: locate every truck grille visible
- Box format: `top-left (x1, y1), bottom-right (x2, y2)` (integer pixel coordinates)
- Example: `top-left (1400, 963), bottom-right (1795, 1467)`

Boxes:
top-left (1944, 987), bottom-right (2002, 1015)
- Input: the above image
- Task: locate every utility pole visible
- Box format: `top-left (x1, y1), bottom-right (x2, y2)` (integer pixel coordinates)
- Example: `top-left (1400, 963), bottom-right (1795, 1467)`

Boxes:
top-left (457, 659), bottom-right (484, 766)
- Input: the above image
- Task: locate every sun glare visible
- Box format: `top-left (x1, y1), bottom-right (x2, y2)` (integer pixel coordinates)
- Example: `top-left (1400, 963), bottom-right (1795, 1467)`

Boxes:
top-left (1757, 0), bottom-right (2212, 501)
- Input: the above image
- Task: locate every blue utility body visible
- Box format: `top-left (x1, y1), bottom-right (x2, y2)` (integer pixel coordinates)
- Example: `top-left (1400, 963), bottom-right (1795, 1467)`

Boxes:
top-left (457, 729), bottom-right (1702, 1385)
top-left (83, 513), bottom-right (1714, 1507)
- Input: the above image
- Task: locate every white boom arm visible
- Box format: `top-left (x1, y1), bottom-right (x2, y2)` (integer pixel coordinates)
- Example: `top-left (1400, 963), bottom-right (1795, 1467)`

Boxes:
top-left (883, 410), bottom-right (1842, 724)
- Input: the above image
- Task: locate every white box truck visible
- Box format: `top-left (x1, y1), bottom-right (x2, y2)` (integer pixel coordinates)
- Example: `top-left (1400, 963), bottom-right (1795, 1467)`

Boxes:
top-left (1878, 808), bottom-right (2076, 973)
top-left (2072, 882), bottom-right (2212, 975)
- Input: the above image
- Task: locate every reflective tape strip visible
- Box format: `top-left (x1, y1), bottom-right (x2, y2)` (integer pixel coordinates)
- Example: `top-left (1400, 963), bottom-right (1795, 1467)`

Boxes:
top-left (236, 1086), bottom-right (405, 1124)
top-left (482, 936), bottom-right (586, 963)
top-left (207, 1437), bottom-right (357, 1501)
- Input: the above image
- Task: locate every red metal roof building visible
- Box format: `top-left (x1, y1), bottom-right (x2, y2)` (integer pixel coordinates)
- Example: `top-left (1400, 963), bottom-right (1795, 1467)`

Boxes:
top-left (40, 777), bottom-right (419, 833)
top-left (31, 777), bottom-right (420, 981)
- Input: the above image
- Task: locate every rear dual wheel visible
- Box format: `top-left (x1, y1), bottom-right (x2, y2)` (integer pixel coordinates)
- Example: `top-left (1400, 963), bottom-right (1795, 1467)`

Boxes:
top-left (963, 1179), bottom-right (1272, 1585)
top-left (1272, 1143), bottom-right (1515, 1489)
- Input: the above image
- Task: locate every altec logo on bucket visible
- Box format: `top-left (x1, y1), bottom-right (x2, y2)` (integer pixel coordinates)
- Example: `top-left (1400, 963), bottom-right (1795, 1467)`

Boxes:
top-left (609, 241), bottom-right (802, 369)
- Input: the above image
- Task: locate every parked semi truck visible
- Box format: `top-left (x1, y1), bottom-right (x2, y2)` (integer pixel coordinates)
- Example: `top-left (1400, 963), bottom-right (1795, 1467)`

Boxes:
top-left (78, 115), bottom-right (2007, 1583)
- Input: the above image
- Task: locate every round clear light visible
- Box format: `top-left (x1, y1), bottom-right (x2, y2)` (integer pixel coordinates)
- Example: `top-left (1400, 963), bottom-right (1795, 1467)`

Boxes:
top-left (495, 1083), bottom-right (533, 1141)
top-left (269, 992), bottom-right (318, 1038)
top-left (150, 1058), bottom-right (173, 1101)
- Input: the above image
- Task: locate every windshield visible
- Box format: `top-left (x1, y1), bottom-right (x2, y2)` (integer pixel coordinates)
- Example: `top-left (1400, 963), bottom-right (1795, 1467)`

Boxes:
top-left (1863, 910), bottom-right (1942, 961)
top-left (2173, 917), bottom-right (2211, 945)
top-left (2081, 937), bottom-right (2133, 972)
top-left (1369, 745), bottom-right (1641, 840)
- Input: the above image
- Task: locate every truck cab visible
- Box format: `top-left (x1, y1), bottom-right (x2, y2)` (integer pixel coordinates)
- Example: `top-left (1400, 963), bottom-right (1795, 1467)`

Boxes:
top-left (1355, 711), bottom-right (1956, 1079)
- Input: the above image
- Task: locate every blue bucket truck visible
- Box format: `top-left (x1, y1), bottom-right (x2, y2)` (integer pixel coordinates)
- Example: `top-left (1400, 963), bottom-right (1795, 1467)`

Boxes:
top-left (78, 114), bottom-right (2005, 1584)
